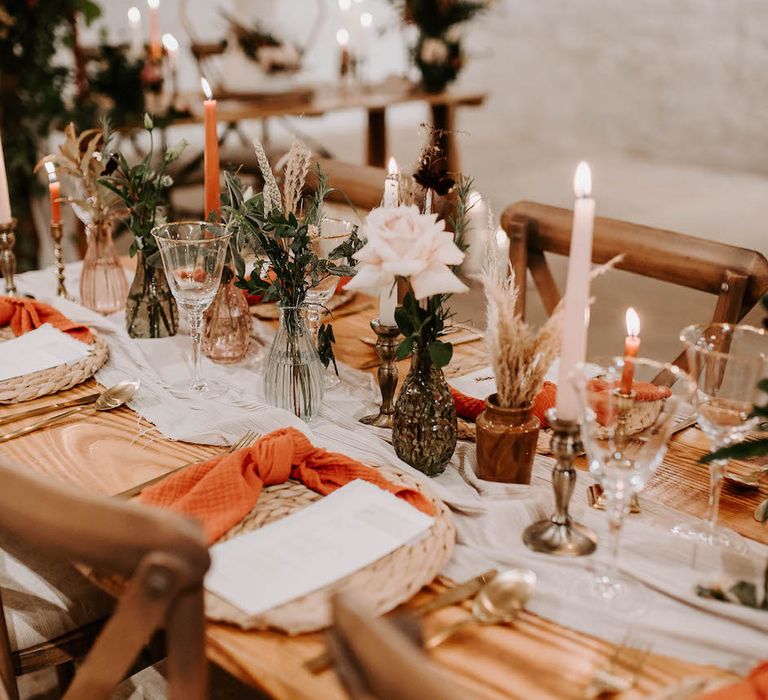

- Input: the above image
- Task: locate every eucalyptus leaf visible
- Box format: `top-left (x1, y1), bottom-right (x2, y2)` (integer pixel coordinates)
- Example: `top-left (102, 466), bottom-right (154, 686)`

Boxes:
top-left (396, 336), bottom-right (414, 360)
top-left (428, 339), bottom-right (453, 368)
top-left (729, 581), bottom-right (758, 608)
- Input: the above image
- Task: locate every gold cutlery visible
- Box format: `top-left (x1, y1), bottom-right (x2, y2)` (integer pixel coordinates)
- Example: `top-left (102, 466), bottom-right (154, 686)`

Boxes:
top-left (324, 302), bottom-right (375, 320)
top-left (0, 380), bottom-right (140, 444)
top-left (583, 633), bottom-right (652, 698)
top-left (423, 568), bottom-right (536, 650)
top-left (304, 568), bottom-right (498, 674)
top-left (724, 465), bottom-right (768, 489)
top-left (671, 414), bottom-right (698, 436)
top-left (0, 391), bottom-right (102, 427)
top-left (587, 484), bottom-right (641, 514)
top-left (116, 429), bottom-right (259, 500)
top-left (755, 499), bottom-right (768, 522)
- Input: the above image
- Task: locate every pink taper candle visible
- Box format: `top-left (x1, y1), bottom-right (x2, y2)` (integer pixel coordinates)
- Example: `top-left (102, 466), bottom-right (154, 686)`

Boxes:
top-left (556, 162), bottom-right (595, 421)
top-left (0, 131), bottom-right (11, 224)
top-left (379, 157), bottom-right (398, 326)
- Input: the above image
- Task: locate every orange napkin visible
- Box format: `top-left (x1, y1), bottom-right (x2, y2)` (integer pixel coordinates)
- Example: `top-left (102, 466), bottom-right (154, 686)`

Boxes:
top-left (698, 661), bottom-right (768, 699)
top-left (0, 296), bottom-right (92, 343)
top-left (140, 427), bottom-right (436, 543)
top-left (450, 379), bottom-right (670, 428)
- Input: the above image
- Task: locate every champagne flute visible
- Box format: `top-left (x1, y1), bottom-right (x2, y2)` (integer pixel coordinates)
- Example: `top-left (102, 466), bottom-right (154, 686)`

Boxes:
top-left (573, 357), bottom-right (697, 614)
top-left (152, 221), bottom-right (231, 398)
top-left (673, 323), bottom-right (768, 551)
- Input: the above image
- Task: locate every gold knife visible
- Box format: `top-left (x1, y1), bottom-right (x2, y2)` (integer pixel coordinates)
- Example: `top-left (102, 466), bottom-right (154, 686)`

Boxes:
top-left (303, 568), bottom-right (498, 674)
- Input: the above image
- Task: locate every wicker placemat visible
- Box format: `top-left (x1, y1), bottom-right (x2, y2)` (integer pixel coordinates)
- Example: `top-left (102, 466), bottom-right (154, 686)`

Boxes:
top-left (0, 327), bottom-right (108, 404)
top-left (205, 466), bottom-right (455, 634)
top-left (250, 290), bottom-right (356, 320)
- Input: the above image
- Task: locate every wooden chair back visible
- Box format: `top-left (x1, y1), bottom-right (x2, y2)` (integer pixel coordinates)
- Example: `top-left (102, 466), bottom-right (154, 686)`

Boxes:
top-left (308, 158), bottom-right (387, 213)
top-left (501, 200), bottom-right (768, 368)
top-left (328, 594), bottom-right (465, 700)
top-left (0, 458), bottom-right (210, 700)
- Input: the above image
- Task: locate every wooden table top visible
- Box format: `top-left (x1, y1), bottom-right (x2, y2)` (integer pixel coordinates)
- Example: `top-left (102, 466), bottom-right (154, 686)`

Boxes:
top-left (0, 293), bottom-right (763, 699)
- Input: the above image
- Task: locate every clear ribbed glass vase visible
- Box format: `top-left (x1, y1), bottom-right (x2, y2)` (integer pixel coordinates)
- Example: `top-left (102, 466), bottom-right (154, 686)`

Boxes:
top-left (263, 305), bottom-right (325, 420)
top-left (125, 251), bottom-right (178, 338)
top-left (80, 220), bottom-right (128, 315)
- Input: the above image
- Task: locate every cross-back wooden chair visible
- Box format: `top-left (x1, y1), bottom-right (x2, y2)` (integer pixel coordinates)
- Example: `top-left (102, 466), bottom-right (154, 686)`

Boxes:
top-left (501, 201), bottom-right (768, 369)
top-left (308, 158), bottom-right (387, 213)
top-left (327, 593), bottom-right (465, 700)
top-left (0, 457), bottom-right (210, 700)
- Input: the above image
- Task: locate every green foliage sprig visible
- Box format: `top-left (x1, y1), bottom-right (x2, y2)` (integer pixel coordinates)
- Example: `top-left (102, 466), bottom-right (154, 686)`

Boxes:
top-left (395, 291), bottom-right (454, 369)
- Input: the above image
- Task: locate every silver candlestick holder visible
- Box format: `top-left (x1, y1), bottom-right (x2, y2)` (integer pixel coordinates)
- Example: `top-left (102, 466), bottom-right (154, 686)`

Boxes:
top-left (50, 222), bottom-right (71, 299)
top-left (523, 408), bottom-right (597, 556)
top-left (359, 319), bottom-right (401, 429)
top-left (0, 218), bottom-right (18, 296)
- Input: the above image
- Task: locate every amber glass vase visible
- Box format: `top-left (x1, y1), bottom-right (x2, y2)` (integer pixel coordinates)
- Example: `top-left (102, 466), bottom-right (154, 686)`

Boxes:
top-left (203, 266), bottom-right (251, 363)
top-left (125, 251), bottom-right (178, 338)
top-left (476, 395), bottom-right (540, 483)
top-left (79, 220), bottom-right (128, 315)
top-left (392, 347), bottom-right (457, 476)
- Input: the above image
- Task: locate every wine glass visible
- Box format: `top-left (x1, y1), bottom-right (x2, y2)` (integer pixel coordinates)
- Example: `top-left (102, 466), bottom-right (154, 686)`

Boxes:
top-left (305, 218), bottom-right (358, 388)
top-left (572, 357), bottom-right (697, 614)
top-left (672, 323), bottom-right (768, 551)
top-left (152, 221), bottom-right (231, 398)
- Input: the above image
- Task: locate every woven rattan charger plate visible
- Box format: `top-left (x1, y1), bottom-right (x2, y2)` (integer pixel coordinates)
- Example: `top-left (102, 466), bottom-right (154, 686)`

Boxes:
top-left (0, 327), bottom-right (108, 404)
top-left (206, 465), bottom-right (455, 634)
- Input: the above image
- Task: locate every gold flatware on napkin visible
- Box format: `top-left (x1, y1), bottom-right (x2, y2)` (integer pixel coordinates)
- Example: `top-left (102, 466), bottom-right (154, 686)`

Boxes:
top-left (116, 429), bottom-right (259, 500)
top-left (304, 568), bottom-right (498, 674)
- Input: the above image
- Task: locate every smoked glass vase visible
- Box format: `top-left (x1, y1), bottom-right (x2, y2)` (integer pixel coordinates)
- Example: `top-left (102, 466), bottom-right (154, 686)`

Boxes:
top-left (203, 266), bottom-right (251, 363)
top-left (125, 251), bottom-right (178, 338)
top-left (80, 221), bottom-right (128, 315)
top-left (392, 347), bottom-right (457, 476)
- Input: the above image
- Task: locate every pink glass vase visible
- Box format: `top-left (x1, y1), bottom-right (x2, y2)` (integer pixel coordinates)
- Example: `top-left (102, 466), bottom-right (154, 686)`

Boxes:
top-left (79, 221), bottom-right (128, 315)
top-left (203, 266), bottom-right (251, 363)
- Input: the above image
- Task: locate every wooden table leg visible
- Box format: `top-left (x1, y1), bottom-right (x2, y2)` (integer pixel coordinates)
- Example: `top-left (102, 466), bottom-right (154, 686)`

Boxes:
top-left (430, 103), bottom-right (459, 174)
top-left (366, 107), bottom-right (387, 167)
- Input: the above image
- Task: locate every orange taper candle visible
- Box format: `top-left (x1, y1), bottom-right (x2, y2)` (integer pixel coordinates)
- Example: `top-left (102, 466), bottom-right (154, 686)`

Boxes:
top-left (44, 161), bottom-right (61, 225)
top-left (619, 307), bottom-right (641, 394)
top-left (147, 0), bottom-right (162, 61)
top-left (201, 78), bottom-right (221, 219)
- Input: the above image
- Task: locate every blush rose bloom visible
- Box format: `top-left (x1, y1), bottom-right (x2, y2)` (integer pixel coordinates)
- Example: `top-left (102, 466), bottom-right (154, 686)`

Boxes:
top-left (346, 205), bottom-right (468, 300)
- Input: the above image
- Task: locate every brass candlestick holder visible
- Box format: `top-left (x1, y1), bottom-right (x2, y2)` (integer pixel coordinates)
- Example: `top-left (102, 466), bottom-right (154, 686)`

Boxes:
top-left (615, 389), bottom-right (636, 449)
top-left (359, 319), bottom-right (401, 429)
top-left (50, 222), bottom-right (70, 299)
top-left (0, 218), bottom-right (18, 296)
top-left (523, 408), bottom-right (597, 556)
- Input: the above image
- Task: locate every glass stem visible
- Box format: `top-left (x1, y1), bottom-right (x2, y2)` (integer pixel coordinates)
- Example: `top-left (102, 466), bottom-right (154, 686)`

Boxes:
top-left (189, 309), bottom-right (205, 391)
top-left (605, 513), bottom-right (623, 584)
top-left (706, 458), bottom-right (726, 532)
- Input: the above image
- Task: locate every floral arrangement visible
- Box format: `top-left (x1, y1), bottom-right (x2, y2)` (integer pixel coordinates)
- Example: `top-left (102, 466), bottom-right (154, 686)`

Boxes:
top-left (389, 0), bottom-right (490, 92)
top-left (222, 12), bottom-right (302, 74)
top-left (225, 138), bottom-right (362, 369)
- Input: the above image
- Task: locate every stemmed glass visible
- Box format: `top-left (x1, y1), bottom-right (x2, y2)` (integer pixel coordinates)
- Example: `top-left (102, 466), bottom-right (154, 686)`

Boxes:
top-left (573, 357), bottom-right (697, 614)
top-left (672, 323), bottom-right (768, 551)
top-left (152, 222), bottom-right (231, 398)
top-left (305, 218), bottom-right (358, 388)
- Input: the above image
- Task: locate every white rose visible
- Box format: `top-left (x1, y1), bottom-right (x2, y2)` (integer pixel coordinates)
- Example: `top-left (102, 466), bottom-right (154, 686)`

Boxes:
top-left (420, 38), bottom-right (449, 65)
top-left (346, 205), bottom-right (468, 300)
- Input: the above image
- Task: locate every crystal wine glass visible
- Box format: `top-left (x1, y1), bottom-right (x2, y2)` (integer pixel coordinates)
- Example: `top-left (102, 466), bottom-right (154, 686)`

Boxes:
top-left (672, 323), bottom-right (768, 551)
top-left (153, 221), bottom-right (231, 397)
top-left (573, 357), bottom-right (697, 614)
top-left (305, 218), bottom-right (358, 388)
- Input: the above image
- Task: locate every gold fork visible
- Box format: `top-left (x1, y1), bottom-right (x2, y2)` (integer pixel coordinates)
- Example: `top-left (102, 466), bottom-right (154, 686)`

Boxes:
top-left (116, 429), bottom-right (260, 500)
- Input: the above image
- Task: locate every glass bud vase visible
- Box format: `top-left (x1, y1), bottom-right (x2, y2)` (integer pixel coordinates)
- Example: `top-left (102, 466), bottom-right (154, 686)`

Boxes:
top-left (203, 266), bottom-right (251, 363)
top-left (392, 346), bottom-right (457, 476)
top-left (263, 305), bottom-right (325, 420)
top-left (125, 251), bottom-right (179, 338)
top-left (80, 220), bottom-right (128, 315)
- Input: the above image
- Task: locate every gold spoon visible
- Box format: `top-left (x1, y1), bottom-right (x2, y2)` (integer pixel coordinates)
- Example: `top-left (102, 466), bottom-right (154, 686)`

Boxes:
top-left (724, 465), bottom-right (768, 489)
top-left (423, 568), bottom-right (537, 649)
top-left (0, 379), bottom-right (140, 443)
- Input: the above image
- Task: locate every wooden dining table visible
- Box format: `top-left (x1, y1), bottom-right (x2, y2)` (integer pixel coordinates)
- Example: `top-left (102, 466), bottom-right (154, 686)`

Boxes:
top-left (0, 294), bottom-right (764, 699)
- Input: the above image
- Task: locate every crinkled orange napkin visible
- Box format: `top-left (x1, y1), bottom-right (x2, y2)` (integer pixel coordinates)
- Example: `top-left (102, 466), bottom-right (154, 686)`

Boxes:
top-left (0, 296), bottom-right (92, 343)
top-left (450, 379), bottom-right (671, 428)
top-left (698, 661), bottom-right (768, 699)
top-left (140, 427), bottom-right (436, 543)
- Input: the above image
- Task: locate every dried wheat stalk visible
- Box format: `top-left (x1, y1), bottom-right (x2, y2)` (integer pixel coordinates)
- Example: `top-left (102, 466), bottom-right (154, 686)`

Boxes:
top-left (252, 138), bottom-right (282, 215)
top-left (282, 138), bottom-right (311, 216)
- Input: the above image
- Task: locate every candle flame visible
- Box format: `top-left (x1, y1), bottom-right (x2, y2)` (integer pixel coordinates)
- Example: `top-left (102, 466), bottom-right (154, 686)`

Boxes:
top-left (360, 11), bottom-right (373, 27)
top-left (162, 32), bottom-right (178, 52)
top-left (127, 6), bottom-right (141, 23)
top-left (147, 0), bottom-right (159, 9)
top-left (44, 160), bottom-right (57, 182)
top-left (625, 307), bottom-right (640, 337)
top-left (336, 28), bottom-right (350, 46)
top-left (387, 157), bottom-right (398, 175)
top-left (573, 161), bottom-right (592, 198)
top-left (200, 77), bottom-right (213, 100)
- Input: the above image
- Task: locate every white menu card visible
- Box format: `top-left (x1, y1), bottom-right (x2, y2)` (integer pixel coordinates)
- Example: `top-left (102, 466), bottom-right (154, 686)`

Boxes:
top-left (0, 324), bottom-right (91, 381)
top-left (205, 480), bottom-right (434, 616)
